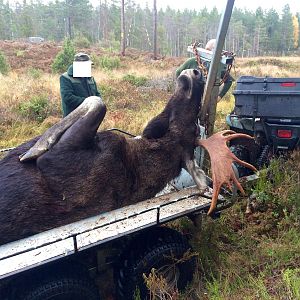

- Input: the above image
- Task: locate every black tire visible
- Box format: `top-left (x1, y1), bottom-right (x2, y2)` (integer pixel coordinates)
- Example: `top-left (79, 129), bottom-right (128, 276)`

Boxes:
top-left (230, 145), bottom-right (252, 177)
top-left (115, 227), bottom-right (195, 300)
top-left (20, 269), bottom-right (100, 300)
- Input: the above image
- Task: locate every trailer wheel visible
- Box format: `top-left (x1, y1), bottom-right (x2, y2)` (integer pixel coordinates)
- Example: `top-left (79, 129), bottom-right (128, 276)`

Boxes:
top-left (115, 227), bottom-right (195, 300)
top-left (19, 270), bottom-right (100, 300)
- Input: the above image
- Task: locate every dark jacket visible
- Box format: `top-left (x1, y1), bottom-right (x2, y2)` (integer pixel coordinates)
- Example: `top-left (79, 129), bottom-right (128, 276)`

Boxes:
top-left (175, 57), bottom-right (234, 98)
top-left (60, 65), bottom-right (101, 117)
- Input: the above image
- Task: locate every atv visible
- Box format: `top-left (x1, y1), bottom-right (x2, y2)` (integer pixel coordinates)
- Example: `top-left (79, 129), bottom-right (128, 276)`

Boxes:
top-left (226, 76), bottom-right (300, 177)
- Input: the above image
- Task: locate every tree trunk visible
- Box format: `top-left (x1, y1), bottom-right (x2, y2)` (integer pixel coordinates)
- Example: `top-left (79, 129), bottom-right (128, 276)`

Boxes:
top-left (120, 0), bottom-right (126, 56)
top-left (68, 16), bottom-right (72, 38)
top-left (153, 0), bottom-right (157, 59)
top-left (97, 0), bottom-right (101, 42)
top-left (103, 0), bottom-right (107, 41)
top-left (65, 0), bottom-right (72, 39)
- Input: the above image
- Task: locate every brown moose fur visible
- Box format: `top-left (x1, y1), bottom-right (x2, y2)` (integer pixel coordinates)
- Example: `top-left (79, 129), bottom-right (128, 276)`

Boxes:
top-left (0, 69), bottom-right (204, 245)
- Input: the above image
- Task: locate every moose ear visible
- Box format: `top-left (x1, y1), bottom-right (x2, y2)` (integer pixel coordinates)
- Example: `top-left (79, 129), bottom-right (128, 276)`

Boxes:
top-left (175, 74), bottom-right (193, 99)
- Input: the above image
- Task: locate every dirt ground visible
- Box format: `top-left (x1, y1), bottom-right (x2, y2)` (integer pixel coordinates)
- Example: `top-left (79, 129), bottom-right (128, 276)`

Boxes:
top-left (0, 40), bottom-right (184, 72)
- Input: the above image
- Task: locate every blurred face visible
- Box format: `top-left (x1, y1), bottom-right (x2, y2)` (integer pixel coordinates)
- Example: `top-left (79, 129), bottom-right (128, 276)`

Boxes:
top-left (73, 61), bottom-right (92, 77)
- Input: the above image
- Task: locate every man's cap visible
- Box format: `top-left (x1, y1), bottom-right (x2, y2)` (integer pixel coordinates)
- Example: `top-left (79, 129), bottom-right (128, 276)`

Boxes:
top-left (74, 52), bottom-right (91, 62)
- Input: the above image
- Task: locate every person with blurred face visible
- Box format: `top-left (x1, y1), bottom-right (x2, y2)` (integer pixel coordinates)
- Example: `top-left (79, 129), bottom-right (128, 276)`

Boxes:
top-left (60, 53), bottom-right (101, 117)
top-left (175, 39), bottom-right (234, 102)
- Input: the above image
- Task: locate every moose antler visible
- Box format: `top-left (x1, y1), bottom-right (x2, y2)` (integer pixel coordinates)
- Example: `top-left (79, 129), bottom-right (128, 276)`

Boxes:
top-left (197, 130), bottom-right (257, 215)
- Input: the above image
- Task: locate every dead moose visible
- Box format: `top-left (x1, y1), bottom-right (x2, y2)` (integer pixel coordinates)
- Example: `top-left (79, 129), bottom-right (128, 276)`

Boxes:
top-left (0, 69), bottom-right (256, 245)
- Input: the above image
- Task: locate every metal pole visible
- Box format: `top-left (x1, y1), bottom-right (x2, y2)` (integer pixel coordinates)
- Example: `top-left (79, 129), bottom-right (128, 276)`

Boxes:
top-left (200, 0), bottom-right (235, 136)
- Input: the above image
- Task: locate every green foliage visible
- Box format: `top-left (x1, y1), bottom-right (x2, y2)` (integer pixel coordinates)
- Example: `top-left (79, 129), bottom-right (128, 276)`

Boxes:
top-left (91, 53), bottom-right (121, 70)
top-left (98, 39), bottom-right (120, 52)
top-left (16, 50), bottom-right (25, 57)
top-left (73, 34), bottom-right (91, 48)
top-left (19, 8), bottom-right (33, 37)
top-left (27, 67), bottom-right (42, 79)
top-left (18, 94), bottom-right (49, 122)
top-left (89, 54), bottom-right (121, 70)
top-left (122, 74), bottom-right (148, 86)
top-left (182, 202), bottom-right (300, 299)
top-left (206, 277), bottom-right (223, 300)
top-left (248, 275), bottom-right (272, 300)
top-left (261, 228), bottom-right (300, 266)
top-left (51, 38), bottom-right (75, 73)
top-left (89, 54), bottom-right (101, 68)
top-left (133, 286), bottom-right (141, 300)
top-left (0, 2), bottom-right (297, 56)
top-left (0, 51), bottom-right (10, 75)
top-left (253, 155), bottom-right (300, 217)
top-left (99, 55), bottom-right (120, 70)
top-left (283, 268), bottom-right (300, 299)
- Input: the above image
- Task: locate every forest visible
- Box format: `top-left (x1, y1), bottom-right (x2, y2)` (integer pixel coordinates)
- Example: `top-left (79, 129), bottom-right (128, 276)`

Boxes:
top-left (0, 0), bottom-right (299, 57)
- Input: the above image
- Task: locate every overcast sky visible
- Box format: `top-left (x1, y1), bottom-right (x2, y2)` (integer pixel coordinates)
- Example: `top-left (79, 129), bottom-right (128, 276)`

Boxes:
top-left (131, 0), bottom-right (299, 14)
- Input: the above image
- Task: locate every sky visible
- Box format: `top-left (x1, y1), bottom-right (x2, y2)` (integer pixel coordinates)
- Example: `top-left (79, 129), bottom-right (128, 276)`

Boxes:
top-left (131, 0), bottom-right (299, 14)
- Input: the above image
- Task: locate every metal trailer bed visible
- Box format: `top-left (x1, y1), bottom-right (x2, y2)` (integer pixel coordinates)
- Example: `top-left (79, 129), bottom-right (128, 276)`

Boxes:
top-left (0, 186), bottom-right (212, 281)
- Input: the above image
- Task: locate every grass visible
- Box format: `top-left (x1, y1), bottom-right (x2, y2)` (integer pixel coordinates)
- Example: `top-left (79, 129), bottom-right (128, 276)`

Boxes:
top-left (234, 56), bottom-right (300, 77)
top-left (178, 149), bottom-right (300, 300)
top-left (0, 59), bottom-right (172, 145)
top-left (122, 74), bottom-right (148, 86)
top-left (1, 51), bottom-right (300, 299)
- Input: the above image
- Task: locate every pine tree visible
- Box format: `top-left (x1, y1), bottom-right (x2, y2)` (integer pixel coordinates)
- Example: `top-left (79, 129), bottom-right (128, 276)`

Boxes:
top-left (292, 15), bottom-right (299, 49)
top-left (280, 4), bottom-right (294, 54)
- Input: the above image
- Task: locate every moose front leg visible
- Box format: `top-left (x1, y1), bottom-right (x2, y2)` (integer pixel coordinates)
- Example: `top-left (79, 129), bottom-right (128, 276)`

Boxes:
top-left (184, 157), bottom-right (207, 192)
top-left (184, 156), bottom-right (226, 202)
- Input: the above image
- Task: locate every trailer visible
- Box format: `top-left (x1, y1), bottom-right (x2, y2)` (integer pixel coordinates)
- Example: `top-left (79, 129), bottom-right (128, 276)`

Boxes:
top-left (0, 119), bottom-right (229, 300)
top-left (0, 180), bottom-right (225, 300)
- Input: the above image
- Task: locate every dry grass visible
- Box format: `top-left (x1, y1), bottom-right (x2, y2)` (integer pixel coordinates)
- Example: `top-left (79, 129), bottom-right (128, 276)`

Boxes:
top-left (234, 56), bottom-right (300, 78)
top-left (0, 61), bottom-right (173, 147)
top-left (0, 71), bottom-right (60, 122)
top-left (1, 55), bottom-right (299, 149)
top-left (1, 52), bottom-right (300, 298)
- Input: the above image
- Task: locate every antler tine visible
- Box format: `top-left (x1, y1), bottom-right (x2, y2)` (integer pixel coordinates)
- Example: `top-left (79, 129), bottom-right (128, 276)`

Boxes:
top-left (220, 129), bottom-right (237, 136)
top-left (224, 132), bottom-right (255, 142)
top-left (231, 153), bottom-right (258, 172)
top-left (231, 173), bottom-right (246, 195)
top-left (207, 179), bottom-right (222, 215)
top-left (225, 132), bottom-right (258, 172)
